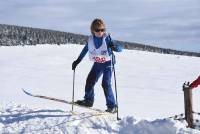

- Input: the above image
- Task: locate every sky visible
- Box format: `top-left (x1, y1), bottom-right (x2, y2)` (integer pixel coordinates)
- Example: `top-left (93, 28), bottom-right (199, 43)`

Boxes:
top-left (0, 0), bottom-right (200, 52)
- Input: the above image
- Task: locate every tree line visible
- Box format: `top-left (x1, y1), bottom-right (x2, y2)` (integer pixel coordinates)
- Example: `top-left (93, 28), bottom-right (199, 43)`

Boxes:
top-left (0, 24), bottom-right (199, 57)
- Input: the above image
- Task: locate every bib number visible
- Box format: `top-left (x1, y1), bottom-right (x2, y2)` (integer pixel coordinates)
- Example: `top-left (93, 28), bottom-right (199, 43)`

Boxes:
top-left (92, 56), bottom-right (106, 63)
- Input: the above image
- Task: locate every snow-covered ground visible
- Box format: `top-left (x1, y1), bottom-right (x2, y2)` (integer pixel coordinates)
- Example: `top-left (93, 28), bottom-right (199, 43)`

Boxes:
top-left (0, 102), bottom-right (199, 134)
top-left (0, 44), bottom-right (200, 133)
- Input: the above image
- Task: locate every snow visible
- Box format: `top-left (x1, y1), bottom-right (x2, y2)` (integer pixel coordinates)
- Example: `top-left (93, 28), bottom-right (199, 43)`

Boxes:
top-left (0, 102), bottom-right (198, 134)
top-left (0, 44), bottom-right (200, 133)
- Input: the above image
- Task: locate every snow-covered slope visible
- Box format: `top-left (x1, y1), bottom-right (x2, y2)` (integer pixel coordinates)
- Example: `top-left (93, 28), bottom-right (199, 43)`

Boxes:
top-left (0, 102), bottom-right (198, 134)
top-left (0, 44), bottom-right (200, 133)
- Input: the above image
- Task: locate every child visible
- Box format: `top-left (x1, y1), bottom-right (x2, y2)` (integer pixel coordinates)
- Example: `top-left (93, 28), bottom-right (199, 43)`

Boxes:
top-left (72, 18), bottom-right (123, 113)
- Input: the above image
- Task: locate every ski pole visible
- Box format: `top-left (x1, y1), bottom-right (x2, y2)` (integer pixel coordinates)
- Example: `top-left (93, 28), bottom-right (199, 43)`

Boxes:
top-left (111, 51), bottom-right (121, 120)
top-left (72, 69), bottom-right (75, 111)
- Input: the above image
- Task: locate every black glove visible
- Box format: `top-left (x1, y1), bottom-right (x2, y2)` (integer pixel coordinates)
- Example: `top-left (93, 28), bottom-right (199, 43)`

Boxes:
top-left (72, 59), bottom-right (81, 70)
top-left (109, 42), bottom-right (115, 50)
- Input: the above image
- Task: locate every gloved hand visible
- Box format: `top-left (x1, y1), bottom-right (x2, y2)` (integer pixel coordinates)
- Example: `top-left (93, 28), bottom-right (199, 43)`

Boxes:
top-left (109, 41), bottom-right (115, 50)
top-left (109, 41), bottom-right (123, 52)
top-left (72, 59), bottom-right (81, 70)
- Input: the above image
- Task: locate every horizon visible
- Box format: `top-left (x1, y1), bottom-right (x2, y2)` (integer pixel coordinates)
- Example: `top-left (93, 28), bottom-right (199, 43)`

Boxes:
top-left (0, 0), bottom-right (199, 52)
top-left (1, 23), bottom-right (200, 54)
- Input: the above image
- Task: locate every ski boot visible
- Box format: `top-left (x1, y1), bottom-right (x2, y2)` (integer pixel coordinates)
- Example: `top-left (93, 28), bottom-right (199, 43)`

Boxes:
top-left (75, 100), bottom-right (93, 107)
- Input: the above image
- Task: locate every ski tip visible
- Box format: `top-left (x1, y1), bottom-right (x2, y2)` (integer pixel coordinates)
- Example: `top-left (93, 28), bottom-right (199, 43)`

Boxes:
top-left (21, 88), bottom-right (34, 96)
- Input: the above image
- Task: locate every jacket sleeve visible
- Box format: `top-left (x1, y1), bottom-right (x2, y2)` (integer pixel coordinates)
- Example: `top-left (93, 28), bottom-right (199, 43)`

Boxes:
top-left (106, 35), bottom-right (123, 52)
top-left (190, 76), bottom-right (200, 89)
top-left (76, 44), bottom-right (88, 61)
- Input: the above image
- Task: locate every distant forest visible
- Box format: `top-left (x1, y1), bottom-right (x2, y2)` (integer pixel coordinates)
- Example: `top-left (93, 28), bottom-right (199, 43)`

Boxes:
top-left (0, 24), bottom-right (199, 57)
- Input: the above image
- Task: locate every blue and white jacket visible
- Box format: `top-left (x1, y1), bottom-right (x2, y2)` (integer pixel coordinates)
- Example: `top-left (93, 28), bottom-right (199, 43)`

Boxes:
top-left (77, 34), bottom-right (123, 62)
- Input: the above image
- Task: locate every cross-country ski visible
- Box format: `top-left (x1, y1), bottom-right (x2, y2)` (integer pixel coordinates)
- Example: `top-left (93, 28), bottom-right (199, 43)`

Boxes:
top-left (22, 88), bottom-right (109, 113)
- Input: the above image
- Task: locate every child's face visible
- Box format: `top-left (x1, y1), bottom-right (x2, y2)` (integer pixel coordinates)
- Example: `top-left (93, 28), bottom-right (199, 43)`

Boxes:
top-left (93, 26), bottom-right (105, 37)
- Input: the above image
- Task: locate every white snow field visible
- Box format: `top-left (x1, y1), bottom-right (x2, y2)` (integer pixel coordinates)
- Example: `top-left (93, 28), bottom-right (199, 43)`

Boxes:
top-left (0, 44), bottom-right (200, 134)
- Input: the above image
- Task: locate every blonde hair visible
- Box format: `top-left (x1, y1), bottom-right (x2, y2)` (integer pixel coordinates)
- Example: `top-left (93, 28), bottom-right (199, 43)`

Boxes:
top-left (90, 18), bottom-right (106, 34)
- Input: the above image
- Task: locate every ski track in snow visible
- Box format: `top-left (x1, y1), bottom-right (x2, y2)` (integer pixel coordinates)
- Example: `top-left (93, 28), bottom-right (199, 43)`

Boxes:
top-left (0, 44), bottom-right (200, 133)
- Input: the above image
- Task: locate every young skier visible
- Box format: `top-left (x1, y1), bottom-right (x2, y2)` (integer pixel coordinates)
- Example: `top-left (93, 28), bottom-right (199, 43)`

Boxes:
top-left (189, 76), bottom-right (200, 89)
top-left (72, 18), bottom-right (123, 113)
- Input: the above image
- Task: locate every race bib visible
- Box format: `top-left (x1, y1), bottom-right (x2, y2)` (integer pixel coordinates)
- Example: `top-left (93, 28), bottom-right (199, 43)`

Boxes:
top-left (92, 56), bottom-right (107, 63)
